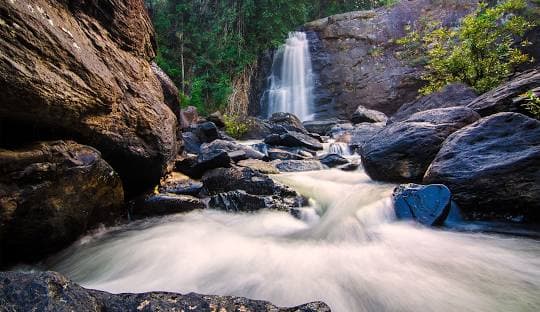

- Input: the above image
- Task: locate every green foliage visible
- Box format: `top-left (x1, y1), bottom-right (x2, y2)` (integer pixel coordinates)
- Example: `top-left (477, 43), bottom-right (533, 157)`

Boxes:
top-left (397, 0), bottom-right (535, 95)
top-left (146, 0), bottom-right (395, 113)
top-left (522, 90), bottom-right (540, 119)
top-left (223, 114), bottom-right (250, 139)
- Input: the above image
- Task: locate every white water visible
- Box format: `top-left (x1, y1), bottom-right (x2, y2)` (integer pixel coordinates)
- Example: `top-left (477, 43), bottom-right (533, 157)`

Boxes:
top-left (262, 32), bottom-right (315, 121)
top-left (46, 169), bottom-right (540, 311)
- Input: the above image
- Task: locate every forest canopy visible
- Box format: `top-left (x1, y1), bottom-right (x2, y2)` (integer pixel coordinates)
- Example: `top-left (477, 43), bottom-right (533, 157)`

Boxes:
top-left (144, 0), bottom-right (395, 114)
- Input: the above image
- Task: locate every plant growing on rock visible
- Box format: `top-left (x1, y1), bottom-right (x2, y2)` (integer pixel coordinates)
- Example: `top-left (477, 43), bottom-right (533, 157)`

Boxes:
top-left (522, 90), bottom-right (540, 118)
top-left (397, 0), bottom-right (535, 95)
top-left (223, 114), bottom-right (250, 139)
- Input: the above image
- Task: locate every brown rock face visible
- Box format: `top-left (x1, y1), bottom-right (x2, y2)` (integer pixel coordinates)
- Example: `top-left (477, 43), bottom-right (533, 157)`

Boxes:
top-left (0, 141), bottom-right (124, 266)
top-left (301, 0), bottom-right (478, 118)
top-left (0, 0), bottom-right (179, 194)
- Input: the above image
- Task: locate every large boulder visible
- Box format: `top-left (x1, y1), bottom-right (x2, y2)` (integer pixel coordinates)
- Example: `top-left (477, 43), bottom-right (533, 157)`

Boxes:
top-left (209, 190), bottom-right (294, 212)
top-left (467, 69), bottom-right (540, 117)
top-left (393, 184), bottom-right (452, 226)
top-left (202, 167), bottom-right (293, 196)
top-left (0, 271), bottom-right (330, 312)
top-left (0, 0), bottom-right (179, 193)
top-left (351, 105), bottom-right (388, 124)
top-left (269, 112), bottom-right (307, 133)
top-left (175, 150), bottom-right (232, 179)
top-left (295, 0), bottom-right (477, 118)
top-left (151, 62), bottom-right (181, 120)
top-left (361, 107), bottom-right (480, 182)
top-left (0, 141), bottom-right (124, 266)
top-left (303, 118), bottom-right (347, 135)
top-left (348, 123), bottom-right (385, 152)
top-left (391, 84), bottom-right (477, 122)
top-left (264, 131), bottom-right (323, 151)
top-left (424, 112), bottom-right (540, 222)
top-left (200, 140), bottom-right (265, 162)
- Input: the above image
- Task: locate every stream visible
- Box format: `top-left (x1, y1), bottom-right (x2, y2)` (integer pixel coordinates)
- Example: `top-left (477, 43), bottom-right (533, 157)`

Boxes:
top-left (46, 167), bottom-right (540, 312)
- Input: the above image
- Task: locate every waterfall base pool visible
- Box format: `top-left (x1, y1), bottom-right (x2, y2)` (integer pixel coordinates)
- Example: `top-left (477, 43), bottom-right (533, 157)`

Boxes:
top-left (46, 169), bottom-right (540, 312)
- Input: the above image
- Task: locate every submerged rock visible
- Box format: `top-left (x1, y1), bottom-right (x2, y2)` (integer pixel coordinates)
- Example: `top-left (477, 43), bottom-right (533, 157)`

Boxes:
top-left (130, 193), bottom-right (204, 219)
top-left (0, 0), bottom-right (179, 194)
top-left (424, 112), bottom-right (540, 222)
top-left (351, 105), bottom-right (388, 124)
top-left (361, 107), bottom-right (480, 182)
top-left (319, 154), bottom-right (349, 168)
top-left (393, 184), bottom-right (452, 226)
top-left (0, 271), bottom-right (330, 312)
top-left (0, 141), bottom-right (124, 266)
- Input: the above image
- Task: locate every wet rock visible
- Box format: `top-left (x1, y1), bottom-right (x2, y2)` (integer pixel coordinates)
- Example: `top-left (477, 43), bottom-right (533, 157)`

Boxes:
top-left (392, 84), bottom-right (477, 122)
top-left (237, 159), bottom-right (280, 174)
top-left (467, 69), bottom-right (540, 117)
top-left (182, 132), bottom-right (202, 154)
top-left (0, 0), bottom-right (179, 194)
top-left (393, 184), bottom-right (452, 226)
top-left (424, 112), bottom-right (540, 222)
top-left (175, 151), bottom-right (231, 179)
top-left (202, 167), bottom-right (293, 196)
top-left (351, 105), bottom-right (388, 124)
top-left (303, 119), bottom-right (347, 135)
top-left (319, 154), bottom-right (349, 168)
top-left (180, 106), bottom-right (200, 129)
top-left (361, 107), bottom-right (480, 182)
top-left (349, 123), bottom-right (385, 152)
top-left (158, 172), bottom-right (203, 196)
top-left (195, 122), bottom-right (220, 143)
top-left (273, 160), bottom-right (326, 172)
top-left (130, 193), bottom-right (204, 219)
top-left (250, 143), bottom-right (270, 158)
top-left (267, 148), bottom-right (308, 161)
top-left (338, 161), bottom-right (360, 171)
top-left (206, 111), bottom-right (226, 128)
top-left (0, 141), bottom-right (124, 266)
top-left (0, 271), bottom-right (331, 312)
top-left (269, 112), bottom-right (307, 133)
top-left (209, 190), bottom-right (287, 212)
top-left (264, 131), bottom-right (323, 151)
top-left (328, 142), bottom-right (351, 156)
top-left (200, 140), bottom-right (265, 162)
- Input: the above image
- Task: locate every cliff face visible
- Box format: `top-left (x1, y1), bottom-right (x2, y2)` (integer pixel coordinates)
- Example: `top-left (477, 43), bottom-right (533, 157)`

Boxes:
top-left (0, 0), bottom-right (179, 193)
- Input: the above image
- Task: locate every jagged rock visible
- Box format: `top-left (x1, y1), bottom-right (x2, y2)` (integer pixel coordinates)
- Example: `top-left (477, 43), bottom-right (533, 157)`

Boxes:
top-left (195, 122), bottom-right (220, 143)
top-left (351, 105), bottom-right (388, 124)
top-left (180, 106), bottom-right (200, 129)
top-left (237, 159), bottom-right (280, 174)
top-left (349, 123), bottom-right (385, 152)
top-left (175, 150), bottom-right (231, 179)
top-left (200, 140), bottom-right (265, 162)
top-left (467, 69), bottom-right (540, 116)
top-left (158, 172), bottom-right (203, 196)
top-left (393, 184), bottom-right (452, 226)
top-left (392, 84), bottom-right (477, 122)
top-left (130, 193), bottom-right (204, 219)
top-left (206, 111), bottom-right (226, 128)
top-left (182, 132), bottom-right (202, 154)
top-left (269, 112), bottom-right (307, 133)
top-left (0, 141), bottom-right (124, 266)
top-left (0, 271), bottom-right (330, 312)
top-left (202, 167), bottom-right (294, 196)
top-left (264, 131), bottom-right (323, 151)
top-left (424, 112), bottom-right (540, 222)
top-left (319, 154), bottom-right (349, 168)
top-left (209, 190), bottom-right (288, 212)
top-left (0, 0), bottom-right (179, 194)
top-left (361, 107), bottom-right (480, 182)
top-left (303, 119), bottom-right (346, 135)
top-left (273, 160), bottom-right (326, 172)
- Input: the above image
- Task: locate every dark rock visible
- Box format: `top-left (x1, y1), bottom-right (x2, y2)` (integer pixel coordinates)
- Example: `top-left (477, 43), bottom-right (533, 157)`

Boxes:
top-left (303, 119), bottom-right (346, 135)
top-left (328, 123), bottom-right (355, 139)
top-left (392, 184), bottom-right (452, 226)
top-left (0, 271), bottom-right (330, 312)
top-left (361, 107), bottom-right (480, 182)
top-left (158, 172), bottom-right (204, 196)
top-left (175, 150), bottom-right (231, 179)
top-left (130, 193), bottom-right (204, 219)
top-left (319, 154), bottom-right (349, 168)
top-left (391, 84), bottom-right (477, 122)
top-left (273, 160), bottom-right (326, 172)
top-left (182, 132), bottom-right (202, 154)
top-left (0, 0), bottom-right (179, 194)
top-left (239, 117), bottom-right (274, 140)
top-left (265, 131), bottom-right (323, 151)
top-left (209, 190), bottom-right (291, 212)
top-left (237, 159), bottom-right (280, 174)
top-left (467, 69), bottom-right (540, 117)
top-left (151, 62), bottom-right (181, 120)
top-left (424, 112), bottom-right (540, 222)
top-left (195, 122), bottom-right (220, 143)
top-left (180, 106), bottom-right (200, 129)
top-left (200, 140), bottom-right (265, 162)
top-left (338, 161), bottom-right (360, 171)
top-left (206, 111), bottom-right (226, 128)
top-left (309, 132), bottom-right (324, 143)
top-left (202, 167), bottom-right (293, 196)
top-left (269, 112), bottom-right (307, 133)
top-left (349, 123), bottom-right (385, 152)
top-left (267, 148), bottom-right (308, 161)
top-left (0, 141), bottom-right (124, 266)
top-left (351, 105), bottom-right (388, 124)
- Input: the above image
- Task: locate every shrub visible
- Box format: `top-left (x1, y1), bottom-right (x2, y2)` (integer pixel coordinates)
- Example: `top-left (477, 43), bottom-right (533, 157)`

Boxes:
top-left (223, 114), bottom-right (250, 139)
top-left (397, 0), bottom-right (535, 95)
top-left (522, 90), bottom-right (540, 119)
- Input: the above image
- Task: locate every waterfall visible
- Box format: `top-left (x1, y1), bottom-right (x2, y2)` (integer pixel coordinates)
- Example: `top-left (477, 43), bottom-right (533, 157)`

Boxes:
top-left (262, 32), bottom-right (314, 121)
top-left (329, 142), bottom-right (350, 156)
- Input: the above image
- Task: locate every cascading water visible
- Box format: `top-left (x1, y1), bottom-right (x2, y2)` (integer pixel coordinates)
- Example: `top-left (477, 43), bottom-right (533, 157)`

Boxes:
top-left (261, 32), bottom-right (315, 121)
top-left (45, 169), bottom-right (540, 312)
